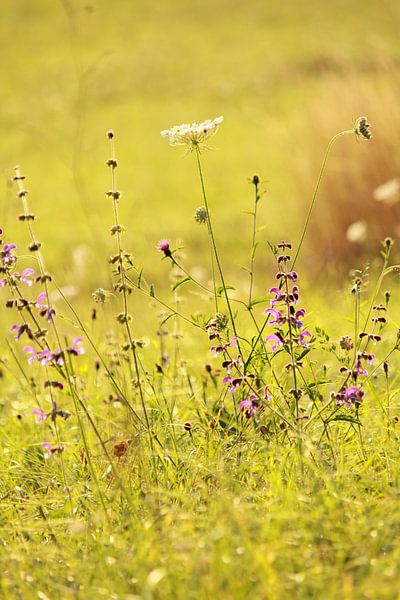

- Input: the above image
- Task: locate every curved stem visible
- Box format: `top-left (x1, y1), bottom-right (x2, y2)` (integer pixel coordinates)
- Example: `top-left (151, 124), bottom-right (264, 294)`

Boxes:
top-left (292, 129), bottom-right (354, 269)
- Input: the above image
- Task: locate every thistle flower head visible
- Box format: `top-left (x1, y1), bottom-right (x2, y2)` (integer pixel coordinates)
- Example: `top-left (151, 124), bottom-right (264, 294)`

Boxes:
top-left (157, 240), bottom-right (172, 257)
top-left (160, 116), bottom-right (223, 151)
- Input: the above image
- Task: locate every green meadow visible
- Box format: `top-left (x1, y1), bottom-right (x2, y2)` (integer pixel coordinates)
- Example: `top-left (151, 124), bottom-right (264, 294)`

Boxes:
top-left (1, 1), bottom-right (400, 598)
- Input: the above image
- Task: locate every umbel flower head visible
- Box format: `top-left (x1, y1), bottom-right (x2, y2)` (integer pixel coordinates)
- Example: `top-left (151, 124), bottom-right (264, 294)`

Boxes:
top-left (160, 116), bottom-right (223, 151)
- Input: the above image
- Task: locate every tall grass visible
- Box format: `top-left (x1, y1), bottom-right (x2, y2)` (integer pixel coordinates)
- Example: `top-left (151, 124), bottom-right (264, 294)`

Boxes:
top-left (1, 114), bottom-right (400, 598)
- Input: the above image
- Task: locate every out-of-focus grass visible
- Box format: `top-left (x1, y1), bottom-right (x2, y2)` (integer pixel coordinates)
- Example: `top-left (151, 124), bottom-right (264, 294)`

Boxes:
top-left (1, 0), bottom-right (400, 291)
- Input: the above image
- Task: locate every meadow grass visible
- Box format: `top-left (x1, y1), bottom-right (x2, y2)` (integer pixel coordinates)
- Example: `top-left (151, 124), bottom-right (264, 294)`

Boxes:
top-left (2, 2), bottom-right (400, 599)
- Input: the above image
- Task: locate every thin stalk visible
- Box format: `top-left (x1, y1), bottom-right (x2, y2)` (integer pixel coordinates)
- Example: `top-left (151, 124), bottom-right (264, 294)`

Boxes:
top-left (292, 129), bottom-right (354, 269)
top-left (107, 134), bottom-right (159, 484)
top-left (195, 149), bottom-right (241, 354)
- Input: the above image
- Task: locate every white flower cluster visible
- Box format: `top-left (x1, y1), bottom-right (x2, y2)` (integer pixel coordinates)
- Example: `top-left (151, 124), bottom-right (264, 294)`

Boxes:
top-left (160, 116), bottom-right (223, 150)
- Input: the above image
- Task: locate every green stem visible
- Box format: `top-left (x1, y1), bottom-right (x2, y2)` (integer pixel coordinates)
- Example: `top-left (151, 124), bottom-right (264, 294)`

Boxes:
top-left (195, 149), bottom-right (241, 353)
top-left (292, 129), bottom-right (354, 269)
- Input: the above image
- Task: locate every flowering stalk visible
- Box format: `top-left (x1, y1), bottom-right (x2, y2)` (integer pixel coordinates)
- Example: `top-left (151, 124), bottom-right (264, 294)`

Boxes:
top-left (106, 130), bottom-right (158, 478)
top-left (248, 175), bottom-right (261, 308)
top-left (161, 116), bottom-right (241, 354)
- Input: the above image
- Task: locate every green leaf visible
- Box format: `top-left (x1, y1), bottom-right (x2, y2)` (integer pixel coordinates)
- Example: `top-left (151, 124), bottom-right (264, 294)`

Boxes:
top-left (216, 285), bottom-right (235, 296)
top-left (171, 276), bottom-right (191, 292)
top-left (329, 414), bottom-right (362, 426)
top-left (160, 313), bottom-right (176, 327)
top-left (149, 284), bottom-right (155, 298)
top-left (137, 268), bottom-right (143, 289)
top-left (249, 296), bottom-right (269, 307)
top-left (250, 242), bottom-right (258, 260)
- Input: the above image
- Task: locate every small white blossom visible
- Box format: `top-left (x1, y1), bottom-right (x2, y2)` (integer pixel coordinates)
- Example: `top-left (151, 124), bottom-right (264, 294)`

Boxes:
top-left (160, 116), bottom-right (223, 150)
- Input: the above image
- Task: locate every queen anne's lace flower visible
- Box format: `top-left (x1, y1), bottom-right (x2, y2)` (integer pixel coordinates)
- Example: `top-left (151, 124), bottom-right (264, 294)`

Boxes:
top-left (160, 116), bottom-right (223, 150)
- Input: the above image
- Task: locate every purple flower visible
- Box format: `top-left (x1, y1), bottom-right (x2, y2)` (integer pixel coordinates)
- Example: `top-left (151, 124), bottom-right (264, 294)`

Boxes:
top-left (239, 396), bottom-right (259, 418)
top-left (11, 324), bottom-right (26, 341)
top-left (42, 442), bottom-right (53, 459)
top-left (222, 376), bottom-right (242, 394)
top-left (264, 308), bottom-right (285, 327)
top-left (337, 385), bottom-right (364, 408)
top-left (1, 243), bottom-right (17, 265)
top-left (35, 292), bottom-right (55, 322)
top-left (32, 408), bottom-right (47, 424)
top-left (157, 239), bottom-right (172, 257)
top-left (266, 333), bottom-right (284, 351)
top-left (298, 331), bottom-right (312, 347)
top-left (23, 346), bottom-right (39, 364)
top-left (20, 268), bottom-right (34, 286)
top-left (70, 337), bottom-right (85, 356)
top-left (23, 345), bottom-right (64, 366)
top-left (41, 441), bottom-right (64, 459)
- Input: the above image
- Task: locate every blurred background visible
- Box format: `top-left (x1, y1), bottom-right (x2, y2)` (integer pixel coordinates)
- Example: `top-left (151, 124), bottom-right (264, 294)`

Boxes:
top-left (1, 0), bottom-right (400, 302)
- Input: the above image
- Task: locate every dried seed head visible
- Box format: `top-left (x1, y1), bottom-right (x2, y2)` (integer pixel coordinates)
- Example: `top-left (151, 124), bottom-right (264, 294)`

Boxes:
top-left (354, 116), bottom-right (372, 140)
top-left (339, 335), bottom-right (354, 351)
top-left (194, 206), bottom-right (208, 224)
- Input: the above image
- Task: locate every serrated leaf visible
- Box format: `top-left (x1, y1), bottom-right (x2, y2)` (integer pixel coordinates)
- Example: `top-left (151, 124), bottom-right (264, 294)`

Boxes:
top-left (171, 275), bottom-right (191, 292)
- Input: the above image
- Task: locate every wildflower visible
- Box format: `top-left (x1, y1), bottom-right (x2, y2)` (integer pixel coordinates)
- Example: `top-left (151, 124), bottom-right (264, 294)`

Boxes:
top-left (157, 239), bottom-right (172, 258)
top-left (210, 336), bottom-right (237, 357)
top-left (23, 346), bottom-right (64, 366)
top-left (20, 268), bottom-right (34, 286)
top-left (1, 243), bottom-right (17, 265)
top-left (194, 206), bottom-right (208, 224)
top-left (354, 116), bottom-right (372, 140)
top-left (298, 330), bottom-right (312, 347)
top-left (69, 337), bottom-right (85, 356)
top-left (32, 408), bottom-right (47, 424)
top-left (10, 323), bottom-right (32, 341)
top-left (160, 116), bottom-right (223, 151)
top-left (265, 333), bottom-right (285, 351)
top-left (92, 288), bottom-right (112, 303)
top-left (264, 308), bottom-right (285, 327)
top-left (239, 395), bottom-right (259, 418)
top-left (35, 292), bottom-right (55, 323)
top-left (42, 441), bottom-right (64, 459)
top-left (339, 335), bottom-right (354, 351)
top-left (336, 385), bottom-right (364, 408)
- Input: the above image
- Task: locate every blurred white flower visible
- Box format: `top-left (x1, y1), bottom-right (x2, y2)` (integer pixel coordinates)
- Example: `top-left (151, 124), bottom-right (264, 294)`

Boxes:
top-left (160, 116), bottom-right (223, 150)
top-left (346, 220), bottom-right (367, 243)
top-left (373, 177), bottom-right (400, 205)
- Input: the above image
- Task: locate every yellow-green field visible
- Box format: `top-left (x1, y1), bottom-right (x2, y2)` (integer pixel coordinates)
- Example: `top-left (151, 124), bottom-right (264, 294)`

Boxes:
top-left (1, 2), bottom-right (400, 599)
